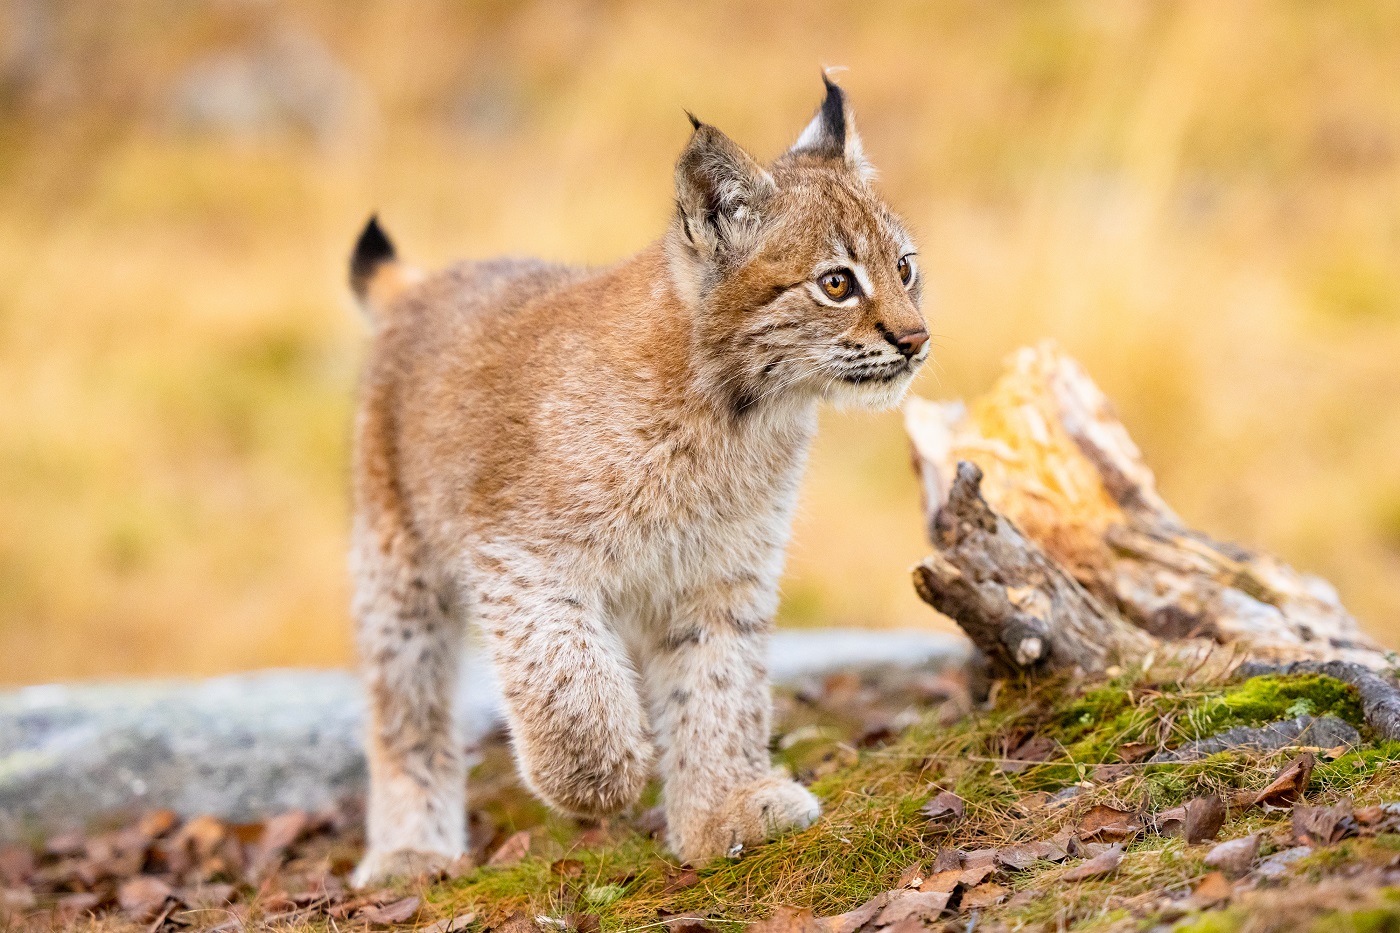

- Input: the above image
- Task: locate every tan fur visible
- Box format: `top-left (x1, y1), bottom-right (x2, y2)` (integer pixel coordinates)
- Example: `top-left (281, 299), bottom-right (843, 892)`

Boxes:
top-left (349, 78), bottom-right (928, 885)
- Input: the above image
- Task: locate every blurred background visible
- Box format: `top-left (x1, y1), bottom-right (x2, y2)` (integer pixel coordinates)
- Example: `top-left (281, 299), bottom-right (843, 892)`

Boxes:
top-left (2, 0), bottom-right (1398, 685)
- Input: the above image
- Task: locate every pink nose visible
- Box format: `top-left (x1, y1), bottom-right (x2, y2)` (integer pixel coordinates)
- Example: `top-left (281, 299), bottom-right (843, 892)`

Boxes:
top-left (893, 329), bottom-right (929, 358)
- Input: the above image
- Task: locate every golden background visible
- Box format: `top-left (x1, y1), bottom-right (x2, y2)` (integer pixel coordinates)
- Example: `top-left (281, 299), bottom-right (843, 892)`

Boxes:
top-left (2, 0), bottom-right (1398, 684)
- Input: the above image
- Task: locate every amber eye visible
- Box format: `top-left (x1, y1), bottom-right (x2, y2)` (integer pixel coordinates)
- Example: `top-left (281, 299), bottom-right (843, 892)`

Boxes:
top-left (897, 254), bottom-right (916, 287)
top-left (820, 270), bottom-right (855, 301)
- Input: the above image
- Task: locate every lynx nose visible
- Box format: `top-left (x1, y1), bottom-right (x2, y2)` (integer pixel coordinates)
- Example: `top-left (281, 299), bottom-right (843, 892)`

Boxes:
top-left (891, 328), bottom-right (929, 359)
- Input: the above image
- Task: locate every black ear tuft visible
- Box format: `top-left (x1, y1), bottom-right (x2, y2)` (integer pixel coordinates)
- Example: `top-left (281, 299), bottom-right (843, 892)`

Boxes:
top-left (685, 109), bottom-right (702, 131)
top-left (818, 73), bottom-right (846, 150)
top-left (350, 215), bottom-right (396, 300)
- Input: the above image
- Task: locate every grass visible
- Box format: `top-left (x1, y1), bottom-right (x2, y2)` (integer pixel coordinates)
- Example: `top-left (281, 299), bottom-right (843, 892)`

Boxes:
top-left (4, 1), bottom-right (1400, 683)
top-left (377, 667), bottom-right (1400, 932)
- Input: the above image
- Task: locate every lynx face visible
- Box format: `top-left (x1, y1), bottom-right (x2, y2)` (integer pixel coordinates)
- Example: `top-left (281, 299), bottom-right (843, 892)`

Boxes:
top-left (673, 77), bottom-right (929, 414)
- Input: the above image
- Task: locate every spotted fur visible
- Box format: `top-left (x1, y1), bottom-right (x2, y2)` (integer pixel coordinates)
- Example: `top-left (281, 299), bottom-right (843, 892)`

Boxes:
top-left (349, 77), bottom-right (928, 885)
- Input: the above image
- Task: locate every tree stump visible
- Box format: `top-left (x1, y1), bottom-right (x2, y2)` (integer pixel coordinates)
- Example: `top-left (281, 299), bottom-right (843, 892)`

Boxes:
top-left (906, 341), bottom-right (1391, 673)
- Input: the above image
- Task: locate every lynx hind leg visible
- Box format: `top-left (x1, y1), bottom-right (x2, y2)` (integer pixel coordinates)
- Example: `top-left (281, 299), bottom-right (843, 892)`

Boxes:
top-left (477, 573), bottom-right (652, 818)
top-left (352, 529), bottom-right (467, 887)
top-left (646, 591), bottom-right (819, 863)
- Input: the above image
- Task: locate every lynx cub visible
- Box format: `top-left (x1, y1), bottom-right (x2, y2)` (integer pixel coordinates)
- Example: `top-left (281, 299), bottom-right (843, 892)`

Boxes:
top-left (348, 77), bottom-right (928, 885)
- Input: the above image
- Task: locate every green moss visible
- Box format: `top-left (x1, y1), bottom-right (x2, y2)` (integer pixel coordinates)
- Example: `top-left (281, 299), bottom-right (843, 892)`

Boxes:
top-left (1173, 911), bottom-right (1246, 933)
top-left (1194, 674), bottom-right (1366, 734)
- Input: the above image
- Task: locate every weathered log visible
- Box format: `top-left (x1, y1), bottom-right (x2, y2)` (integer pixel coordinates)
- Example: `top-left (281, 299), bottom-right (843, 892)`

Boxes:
top-left (905, 341), bottom-right (1389, 670)
top-left (912, 461), bottom-right (1159, 676)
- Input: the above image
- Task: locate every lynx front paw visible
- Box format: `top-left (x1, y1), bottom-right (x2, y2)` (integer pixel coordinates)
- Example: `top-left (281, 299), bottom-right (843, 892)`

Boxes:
top-left (351, 848), bottom-right (456, 888)
top-left (674, 774), bottom-right (821, 863)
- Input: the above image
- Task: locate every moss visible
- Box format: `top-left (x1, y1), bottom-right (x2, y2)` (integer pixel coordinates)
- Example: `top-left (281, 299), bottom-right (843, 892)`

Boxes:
top-left (1195, 674), bottom-right (1366, 734)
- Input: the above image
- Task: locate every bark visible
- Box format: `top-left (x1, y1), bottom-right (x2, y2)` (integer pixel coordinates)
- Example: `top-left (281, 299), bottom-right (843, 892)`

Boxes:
top-left (911, 461), bottom-right (1158, 676)
top-left (905, 341), bottom-right (1389, 671)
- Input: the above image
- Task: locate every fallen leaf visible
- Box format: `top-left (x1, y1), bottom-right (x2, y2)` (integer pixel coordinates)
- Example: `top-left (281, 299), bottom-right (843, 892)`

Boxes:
top-left (177, 815), bottom-right (229, 857)
top-left (958, 864), bottom-right (996, 888)
top-left (960, 883), bottom-right (1009, 909)
top-left (258, 811), bottom-right (309, 854)
top-left (1192, 871), bottom-right (1233, 907)
top-left (361, 895), bottom-right (421, 925)
top-left (181, 883), bottom-right (237, 910)
top-left (895, 862), bottom-right (924, 889)
top-left (137, 810), bottom-right (179, 840)
top-left (1184, 795), bottom-right (1227, 844)
top-left (1118, 742), bottom-right (1155, 762)
top-left (1254, 753), bottom-right (1315, 808)
top-left (1029, 839), bottom-right (1070, 862)
top-left (995, 844), bottom-right (1040, 871)
top-left (1063, 844), bottom-right (1123, 881)
top-left (118, 876), bottom-right (175, 922)
top-left (1092, 764), bottom-right (1132, 784)
top-left (1156, 806), bottom-right (1187, 836)
top-left (1203, 835), bottom-right (1260, 877)
top-left (874, 890), bottom-right (951, 926)
top-left (961, 849), bottom-right (998, 871)
top-left (917, 870), bottom-right (963, 894)
top-left (1000, 735), bottom-right (1057, 774)
top-left (420, 913), bottom-right (479, 933)
top-left (920, 791), bottom-right (965, 827)
top-left (55, 891), bottom-right (102, 922)
top-left (751, 906), bottom-right (826, 933)
top-left (1292, 802), bottom-right (1358, 847)
top-left (1078, 805), bottom-right (1141, 841)
top-left (552, 859), bottom-right (585, 879)
top-left (570, 914), bottom-right (603, 933)
top-left (487, 830), bottom-right (532, 867)
top-left (931, 849), bottom-right (963, 872)
top-left (0, 846), bottom-right (34, 886)
top-left (662, 868), bottom-right (700, 894)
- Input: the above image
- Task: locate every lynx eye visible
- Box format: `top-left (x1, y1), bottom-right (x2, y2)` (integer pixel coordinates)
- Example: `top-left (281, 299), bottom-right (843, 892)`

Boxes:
top-left (819, 270), bottom-right (855, 301)
top-left (897, 254), bottom-right (916, 287)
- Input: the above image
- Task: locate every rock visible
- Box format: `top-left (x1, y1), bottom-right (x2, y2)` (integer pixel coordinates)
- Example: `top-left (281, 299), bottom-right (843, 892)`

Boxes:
top-left (1203, 835), bottom-right (1260, 876)
top-left (0, 630), bottom-right (966, 842)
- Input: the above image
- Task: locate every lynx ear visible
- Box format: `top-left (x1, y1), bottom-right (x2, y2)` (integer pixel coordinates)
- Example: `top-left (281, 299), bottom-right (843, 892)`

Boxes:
top-left (790, 74), bottom-right (873, 180)
top-left (675, 115), bottom-right (775, 258)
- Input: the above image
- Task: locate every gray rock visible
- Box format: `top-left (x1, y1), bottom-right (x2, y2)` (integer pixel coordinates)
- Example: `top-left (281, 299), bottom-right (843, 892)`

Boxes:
top-left (0, 628), bottom-right (966, 842)
top-left (1150, 714), bottom-right (1360, 763)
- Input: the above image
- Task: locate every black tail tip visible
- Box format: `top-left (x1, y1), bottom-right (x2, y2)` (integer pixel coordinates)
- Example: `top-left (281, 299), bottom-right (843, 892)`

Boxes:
top-left (350, 214), bottom-right (396, 296)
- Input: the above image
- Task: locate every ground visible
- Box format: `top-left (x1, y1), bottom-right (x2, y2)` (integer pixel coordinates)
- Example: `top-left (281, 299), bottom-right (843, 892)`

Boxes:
top-left (7, 661), bottom-right (1400, 933)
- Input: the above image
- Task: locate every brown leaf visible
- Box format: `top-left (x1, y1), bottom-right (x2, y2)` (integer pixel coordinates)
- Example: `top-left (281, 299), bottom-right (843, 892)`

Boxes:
top-left (258, 811), bottom-right (309, 854)
top-left (995, 844), bottom-right (1040, 872)
top-left (750, 906), bottom-right (825, 933)
top-left (0, 846), bottom-right (35, 886)
top-left (931, 849), bottom-right (963, 872)
top-left (1118, 742), bottom-right (1155, 763)
top-left (919, 791), bottom-right (965, 827)
top-left (570, 914), bottom-right (603, 933)
top-left (487, 830), bottom-right (532, 867)
top-left (1156, 806), bottom-right (1187, 836)
top-left (662, 868), bottom-right (700, 894)
top-left (361, 895), bottom-right (421, 925)
top-left (999, 735), bottom-right (1057, 774)
top-left (1253, 753), bottom-right (1315, 808)
top-left (551, 859), bottom-right (585, 879)
top-left (960, 883), bottom-right (1009, 909)
top-left (917, 870), bottom-right (963, 894)
top-left (895, 863), bottom-right (924, 889)
top-left (46, 831), bottom-right (87, 858)
top-left (1292, 802), bottom-right (1358, 847)
top-left (1184, 795), bottom-right (1227, 844)
top-left (420, 912), bottom-right (479, 933)
top-left (1013, 792), bottom-right (1050, 815)
top-left (961, 849), bottom-right (998, 870)
top-left (1192, 871), bottom-right (1233, 907)
top-left (1029, 839), bottom-right (1070, 863)
top-left (1078, 805), bottom-right (1141, 841)
top-left (822, 893), bottom-right (889, 933)
top-left (958, 864), bottom-right (996, 888)
top-left (55, 891), bottom-right (103, 922)
top-left (875, 890), bottom-right (951, 926)
top-left (1203, 834), bottom-right (1260, 877)
top-left (137, 810), bottom-right (180, 840)
top-left (119, 875), bottom-right (176, 922)
top-left (1062, 844), bottom-right (1123, 881)
top-left (181, 883), bottom-right (237, 910)
top-left (1092, 764), bottom-right (1132, 784)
